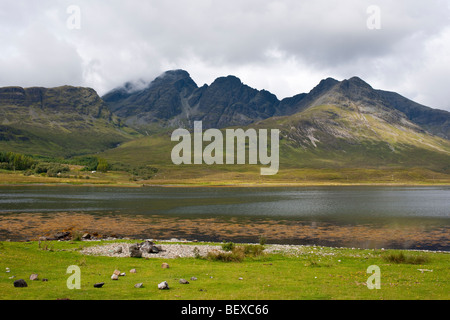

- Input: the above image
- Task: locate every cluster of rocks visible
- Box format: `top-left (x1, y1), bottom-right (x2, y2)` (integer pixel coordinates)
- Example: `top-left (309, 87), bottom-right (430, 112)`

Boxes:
top-left (93, 264), bottom-right (195, 291)
top-left (110, 269), bottom-right (127, 280)
top-left (12, 272), bottom-right (48, 287)
top-left (39, 231), bottom-right (72, 241)
top-left (10, 263), bottom-right (198, 291)
top-left (129, 240), bottom-right (163, 258)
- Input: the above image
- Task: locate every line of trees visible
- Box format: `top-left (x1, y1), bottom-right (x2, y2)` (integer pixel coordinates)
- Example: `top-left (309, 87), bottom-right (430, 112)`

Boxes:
top-left (1, 151), bottom-right (157, 180)
top-left (0, 151), bottom-right (35, 171)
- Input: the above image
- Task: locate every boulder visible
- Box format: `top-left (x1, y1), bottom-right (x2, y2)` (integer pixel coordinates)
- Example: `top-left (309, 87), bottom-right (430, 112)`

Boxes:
top-left (14, 279), bottom-right (28, 287)
top-left (29, 274), bottom-right (38, 281)
top-left (134, 283), bottom-right (144, 288)
top-left (179, 279), bottom-right (189, 284)
top-left (161, 263), bottom-right (170, 269)
top-left (130, 269), bottom-right (137, 273)
top-left (150, 246), bottom-right (159, 253)
top-left (158, 281), bottom-right (169, 290)
top-left (53, 231), bottom-right (70, 240)
top-left (139, 240), bottom-right (159, 254)
top-left (129, 245), bottom-right (142, 258)
top-left (81, 233), bottom-right (91, 240)
top-left (139, 240), bottom-right (153, 252)
top-left (111, 274), bottom-right (119, 280)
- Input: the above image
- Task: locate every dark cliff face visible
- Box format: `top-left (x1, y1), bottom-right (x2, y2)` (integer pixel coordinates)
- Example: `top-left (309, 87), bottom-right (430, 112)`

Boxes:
top-left (192, 76), bottom-right (280, 128)
top-left (103, 70), bottom-right (198, 126)
top-left (376, 90), bottom-right (450, 140)
top-left (102, 70), bottom-right (282, 130)
top-left (0, 86), bottom-right (111, 120)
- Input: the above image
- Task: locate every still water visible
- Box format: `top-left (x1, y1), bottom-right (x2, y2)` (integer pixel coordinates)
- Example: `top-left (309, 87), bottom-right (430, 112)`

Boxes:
top-left (0, 185), bottom-right (449, 249)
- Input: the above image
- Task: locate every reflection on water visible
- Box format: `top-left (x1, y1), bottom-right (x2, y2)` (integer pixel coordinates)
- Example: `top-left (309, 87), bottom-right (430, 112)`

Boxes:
top-left (0, 185), bottom-right (449, 250)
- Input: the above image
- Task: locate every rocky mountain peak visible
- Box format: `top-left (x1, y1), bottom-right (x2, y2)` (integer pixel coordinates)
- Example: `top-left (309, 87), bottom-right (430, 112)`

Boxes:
top-left (155, 69), bottom-right (192, 82)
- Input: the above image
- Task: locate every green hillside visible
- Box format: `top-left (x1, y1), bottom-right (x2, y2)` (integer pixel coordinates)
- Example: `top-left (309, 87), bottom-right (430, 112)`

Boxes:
top-left (0, 86), bottom-right (138, 157)
top-left (1, 74), bottom-right (450, 185)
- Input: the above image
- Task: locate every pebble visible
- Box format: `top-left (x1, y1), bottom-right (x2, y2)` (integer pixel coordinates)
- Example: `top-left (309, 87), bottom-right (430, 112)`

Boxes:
top-left (94, 282), bottom-right (105, 288)
top-left (161, 263), bottom-right (170, 269)
top-left (417, 269), bottom-right (433, 273)
top-left (190, 277), bottom-right (197, 281)
top-left (134, 283), bottom-right (144, 288)
top-left (130, 269), bottom-right (137, 273)
top-left (29, 274), bottom-right (38, 281)
top-left (179, 279), bottom-right (189, 284)
top-left (111, 274), bottom-right (119, 280)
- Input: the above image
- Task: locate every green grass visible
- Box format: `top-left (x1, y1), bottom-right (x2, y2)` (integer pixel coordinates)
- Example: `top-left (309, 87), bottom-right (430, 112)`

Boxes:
top-left (0, 241), bottom-right (448, 300)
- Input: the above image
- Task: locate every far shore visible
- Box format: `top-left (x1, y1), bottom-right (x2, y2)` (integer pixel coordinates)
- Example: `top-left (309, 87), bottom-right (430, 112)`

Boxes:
top-left (1, 181), bottom-right (450, 188)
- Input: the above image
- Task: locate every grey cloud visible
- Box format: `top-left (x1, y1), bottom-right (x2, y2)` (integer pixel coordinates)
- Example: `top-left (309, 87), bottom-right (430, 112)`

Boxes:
top-left (0, 0), bottom-right (449, 110)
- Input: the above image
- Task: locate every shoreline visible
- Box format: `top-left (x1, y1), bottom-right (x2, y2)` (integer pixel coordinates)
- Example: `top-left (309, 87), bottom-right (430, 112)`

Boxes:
top-left (1, 212), bottom-right (448, 252)
top-left (1, 181), bottom-right (450, 188)
top-left (2, 237), bottom-right (448, 254)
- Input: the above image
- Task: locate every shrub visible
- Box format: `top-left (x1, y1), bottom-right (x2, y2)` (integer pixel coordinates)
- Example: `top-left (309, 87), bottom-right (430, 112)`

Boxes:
top-left (72, 231), bottom-right (83, 241)
top-left (243, 244), bottom-right (265, 257)
top-left (207, 244), bottom-right (266, 262)
top-left (193, 247), bottom-right (201, 259)
top-left (71, 156), bottom-right (99, 171)
top-left (221, 242), bottom-right (235, 252)
top-left (32, 162), bottom-right (70, 177)
top-left (109, 162), bottom-right (158, 180)
top-left (206, 249), bottom-right (245, 262)
top-left (382, 252), bottom-right (430, 265)
top-left (0, 162), bottom-right (10, 170)
top-left (0, 151), bottom-right (35, 170)
top-left (96, 158), bottom-right (109, 173)
top-left (259, 235), bottom-right (267, 246)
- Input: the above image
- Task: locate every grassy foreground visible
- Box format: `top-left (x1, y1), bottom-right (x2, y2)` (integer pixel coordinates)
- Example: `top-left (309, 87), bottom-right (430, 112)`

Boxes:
top-left (0, 240), bottom-right (448, 300)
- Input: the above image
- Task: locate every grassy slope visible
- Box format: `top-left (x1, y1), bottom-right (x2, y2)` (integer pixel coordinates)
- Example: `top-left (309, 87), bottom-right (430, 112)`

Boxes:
top-left (0, 240), bottom-right (448, 300)
top-left (92, 104), bottom-right (450, 185)
top-left (1, 103), bottom-right (450, 185)
top-left (0, 124), bottom-right (137, 158)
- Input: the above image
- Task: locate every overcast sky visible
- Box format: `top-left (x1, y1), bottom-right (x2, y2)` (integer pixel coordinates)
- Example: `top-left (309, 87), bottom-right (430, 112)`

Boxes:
top-left (1, 0), bottom-right (449, 111)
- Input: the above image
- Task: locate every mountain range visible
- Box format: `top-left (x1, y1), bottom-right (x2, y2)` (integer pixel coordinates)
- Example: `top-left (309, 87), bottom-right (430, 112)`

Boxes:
top-left (103, 69), bottom-right (450, 140)
top-left (1, 69), bottom-right (449, 178)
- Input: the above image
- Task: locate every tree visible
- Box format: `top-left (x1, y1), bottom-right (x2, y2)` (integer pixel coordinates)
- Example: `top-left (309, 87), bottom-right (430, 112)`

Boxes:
top-left (96, 158), bottom-right (109, 172)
